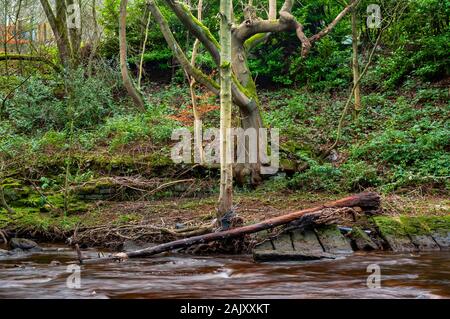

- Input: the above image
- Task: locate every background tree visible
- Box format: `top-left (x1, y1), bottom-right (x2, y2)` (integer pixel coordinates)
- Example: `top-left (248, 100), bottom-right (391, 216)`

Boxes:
top-left (119, 0), bottom-right (145, 110)
top-left (351, 5), bottom-right (361, 117)
top-left (39, 0), bottom-right (82, 68)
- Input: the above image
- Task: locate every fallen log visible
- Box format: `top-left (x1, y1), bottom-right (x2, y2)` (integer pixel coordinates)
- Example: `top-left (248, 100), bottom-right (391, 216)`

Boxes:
top-left (80, 192), bottom-right (380, 264)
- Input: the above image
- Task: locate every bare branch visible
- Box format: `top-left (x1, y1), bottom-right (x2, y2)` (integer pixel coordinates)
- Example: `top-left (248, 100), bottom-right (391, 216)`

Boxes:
top-left (237, 0), bottom-right (359, 57)
top-left (309, 0), bottom-right (360, 44)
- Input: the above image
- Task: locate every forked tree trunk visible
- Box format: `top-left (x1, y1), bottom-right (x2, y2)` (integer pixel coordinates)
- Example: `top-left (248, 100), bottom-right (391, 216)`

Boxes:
top-left (218, 0), bottom-right (234, 224)
top-left (119, 0), bottom-right (146, 111)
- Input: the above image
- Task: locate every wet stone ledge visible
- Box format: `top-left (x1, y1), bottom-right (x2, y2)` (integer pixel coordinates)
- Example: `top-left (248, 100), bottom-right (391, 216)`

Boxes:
top-left (253, 216), bottom-right (450, 262)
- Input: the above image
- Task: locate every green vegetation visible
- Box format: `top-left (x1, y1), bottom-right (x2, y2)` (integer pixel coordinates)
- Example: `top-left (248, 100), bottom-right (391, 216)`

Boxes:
top-left (0, 0), bottom-right (448, 238)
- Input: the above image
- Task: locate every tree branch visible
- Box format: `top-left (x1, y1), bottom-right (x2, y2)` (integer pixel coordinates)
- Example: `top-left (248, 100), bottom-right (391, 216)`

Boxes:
top-left (148, 0), bottom-right (219, 94)
top-left (164, 0), bottom-right (220, 65)
top-left (309, 0), bottom-right (360, 44)
top-left (237, 0), bottom-right (359, 57)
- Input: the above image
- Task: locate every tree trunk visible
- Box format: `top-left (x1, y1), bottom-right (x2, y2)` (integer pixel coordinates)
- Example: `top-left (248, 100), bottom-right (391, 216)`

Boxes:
top-left (119, 0), bottom-right (146, 111)
top-left (218, 0), bottom-right (234, 224)
top-left (81, 192), bottom-right (380, 263)
top-left (189, 0), bottom-right (204, 165)
top-left (351, 8), bottom-right (361, 117)
top-left (39, 0), bottom-right (76, 68)
top-left (138, 8), bottom-right (151, 89)
top-left (67, 0), bottom-right (82, 66)
top-left (269, 0), bottom-right (277, 20)
top-left (232, 36), bottom-right (264, 185)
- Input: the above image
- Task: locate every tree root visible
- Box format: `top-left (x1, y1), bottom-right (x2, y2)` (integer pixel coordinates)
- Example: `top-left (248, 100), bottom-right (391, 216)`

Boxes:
top-left (0, 230), bottom-right (7, 244)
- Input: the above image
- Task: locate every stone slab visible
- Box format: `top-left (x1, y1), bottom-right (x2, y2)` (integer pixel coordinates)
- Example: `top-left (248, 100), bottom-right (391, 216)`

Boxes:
top-left (291, 228), bottom-right (324, 253)
top-left (314, 225), bottom-right (353, 254)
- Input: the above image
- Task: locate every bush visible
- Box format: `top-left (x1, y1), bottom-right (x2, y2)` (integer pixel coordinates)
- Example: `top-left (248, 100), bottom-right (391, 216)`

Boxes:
top-left (4, 69), bottom-right (122, 134)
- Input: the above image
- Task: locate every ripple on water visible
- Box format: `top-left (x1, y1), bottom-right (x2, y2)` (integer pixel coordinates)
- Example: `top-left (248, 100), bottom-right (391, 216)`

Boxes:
top-left (0, 250), bottom-right (449, 299)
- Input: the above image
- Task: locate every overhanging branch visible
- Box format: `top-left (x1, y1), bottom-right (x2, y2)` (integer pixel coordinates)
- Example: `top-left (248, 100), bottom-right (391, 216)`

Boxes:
top-left (148, 1), bottom-right (219, 94)
top-left (237, 0), bottom-right (359, 57)
top-left (164, 0), bottom-right (221, 65)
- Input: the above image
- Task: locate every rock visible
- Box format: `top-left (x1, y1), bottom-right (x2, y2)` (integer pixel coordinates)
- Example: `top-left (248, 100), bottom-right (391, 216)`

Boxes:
top-left (253, 228), bottom-right (330, 262)
top-left (314, 225), bottom-right (353, 254)
top-left (410, 235), bottom-right (440, 251)
top-left (0, 249), bottom-right (9, 257)
top-left (272, 233), bottom-right (294, 251)
top-left (400, 217), bottom-right (440, 251)
top-left (349, 227), bottom-right (379, 251)
top-left (291, 228), bottom-right (324, 254)
top-left (422, 216), bottom-right (450, 249)
top-left (372, 217), bottom-right (417, 252)
top-left (9, 238), bottom-right (42, 251)
top-left (50, 260), bottom-right (61, 266)
top-left (254, 239), bottom-right (275, 251)
top-left (253, 250), bottom-right (336, 262)
top-left (431, 231), bottom-right (450, 249)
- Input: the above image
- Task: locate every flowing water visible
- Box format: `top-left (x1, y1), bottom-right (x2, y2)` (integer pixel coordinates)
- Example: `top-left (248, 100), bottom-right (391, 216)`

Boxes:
top-left (0, 245), bottom-right (449, 299)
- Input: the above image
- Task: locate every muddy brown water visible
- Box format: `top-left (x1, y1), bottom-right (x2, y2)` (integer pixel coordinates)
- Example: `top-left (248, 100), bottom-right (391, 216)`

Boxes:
top-left (0, 245), bottom-right (449, 299)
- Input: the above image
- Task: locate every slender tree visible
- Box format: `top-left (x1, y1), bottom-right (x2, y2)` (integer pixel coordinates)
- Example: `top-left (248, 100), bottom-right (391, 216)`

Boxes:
top-left (351, 6), bottom-right (361, 117)
top-left (138, 6), bottom-right (151, 89)
top-left (39, 0), bottom-right (81, 68)
top-left (119, 0), bottom-right (146, 110)
top-left (217, 0), bottom-right (233, 225)
top-left (188, 0), bottom-right (204, 165)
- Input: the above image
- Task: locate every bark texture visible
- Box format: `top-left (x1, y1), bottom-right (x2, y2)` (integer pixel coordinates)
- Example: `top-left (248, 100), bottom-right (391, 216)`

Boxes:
top-left (218, 0), bottom-right (234, 221)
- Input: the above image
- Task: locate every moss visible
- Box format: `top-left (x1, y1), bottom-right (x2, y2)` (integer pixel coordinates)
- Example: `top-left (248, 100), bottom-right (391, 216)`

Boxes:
top-left (148, 152), bottom-right (172, 167)
top-left (11, 190), bottom-right (88, 214)
top-left (179, 2), bottom-right (221, 49)
top-left (244, 33), bottom-right (266, 50)
top-left (280, 158), bottom-right (297, 171)
top-left (1, 206), bottom-right (83, 232)
top-left (372, 216), bottom-right (407, 236)
top-left (350, 226), bottom-right (367, 239)
top-left (420, 216), bottom-right (450, 233)
top-left (220, 61), bottom-right (231, 69)
top-left (373, 215), bottom-right (450, 237)
top-left (1, 178), bottom-right (22, 188)
top-left (400, 216), bottom-right (431, 236)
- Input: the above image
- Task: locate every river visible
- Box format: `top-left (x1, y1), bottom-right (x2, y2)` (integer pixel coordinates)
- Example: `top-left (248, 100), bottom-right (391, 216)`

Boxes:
top-left (0, 246), bottom-right (448, 299)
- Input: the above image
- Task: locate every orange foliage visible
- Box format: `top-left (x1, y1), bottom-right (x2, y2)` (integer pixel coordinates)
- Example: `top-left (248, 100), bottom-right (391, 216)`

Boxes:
top-left (168, 91), bottom-right (219, 126)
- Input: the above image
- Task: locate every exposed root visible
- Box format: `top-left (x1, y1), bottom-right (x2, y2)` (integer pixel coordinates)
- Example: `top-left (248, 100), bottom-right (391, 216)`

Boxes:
top-left (0, 230), bottom-right (7, 244)
top-left (76, 221), bottom-right (215, 249)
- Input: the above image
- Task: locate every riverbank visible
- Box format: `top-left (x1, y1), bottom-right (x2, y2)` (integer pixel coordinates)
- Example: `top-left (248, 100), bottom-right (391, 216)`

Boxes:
top-left (1, 85), bottom-right (448, 252)
top-left (1, 182), bottom-right (449, 252)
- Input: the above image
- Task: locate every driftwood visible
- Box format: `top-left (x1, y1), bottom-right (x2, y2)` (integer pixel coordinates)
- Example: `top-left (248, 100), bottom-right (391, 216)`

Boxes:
top-left (80, 192), bottom-right (380, 264)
